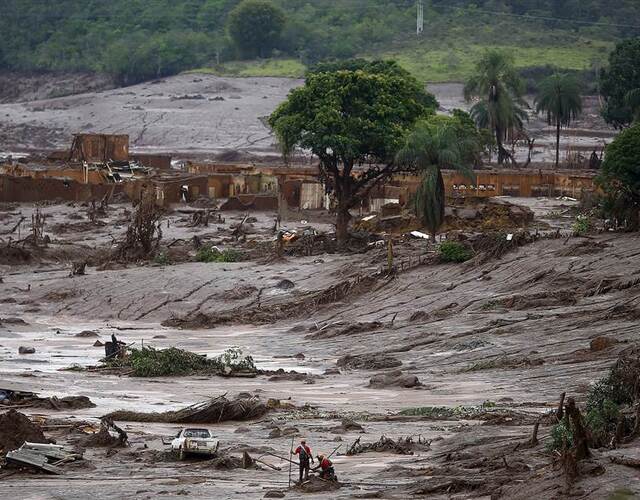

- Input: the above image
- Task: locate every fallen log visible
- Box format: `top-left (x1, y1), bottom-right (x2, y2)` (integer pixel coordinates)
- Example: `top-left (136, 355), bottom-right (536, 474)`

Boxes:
top-left (610, 455), bottom-right (640, 468)
top-left (105, 394), bottom-right (267, 423)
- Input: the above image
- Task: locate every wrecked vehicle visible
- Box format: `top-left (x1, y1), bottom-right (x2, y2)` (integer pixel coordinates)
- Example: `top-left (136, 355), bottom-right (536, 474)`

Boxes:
top-left (169, 428), bottom-right (219, 460)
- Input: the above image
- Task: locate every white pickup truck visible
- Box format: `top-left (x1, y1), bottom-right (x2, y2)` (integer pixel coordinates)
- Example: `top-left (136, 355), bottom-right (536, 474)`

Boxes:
top-left (170, 428), bottom-right (219, 460)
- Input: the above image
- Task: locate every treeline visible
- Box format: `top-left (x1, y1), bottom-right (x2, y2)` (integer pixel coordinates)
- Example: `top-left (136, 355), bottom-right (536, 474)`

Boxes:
top-left (0, 0), bottom-right (638, 85)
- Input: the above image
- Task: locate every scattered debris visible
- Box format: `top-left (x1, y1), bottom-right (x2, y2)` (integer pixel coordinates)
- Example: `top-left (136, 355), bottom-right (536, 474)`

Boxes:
top-left (369, 370), bottom-right (421, 388)
top-left (0, 410), bottom-right (48, 456)
top-left (80, 417), bottom-right (128, 448)
top-left (337, 353), bottom-right (401, 370)
top-left (294, 476), bottom-right (341, 493)
top-left (5, 442), bottom-right (82, 475)
top-left (113, 194), bottom-right (162, 262)
top-left (330, 418), bottom-right (365, 434)
top-left (347, 435), bottom-right (430, 455)
top-left (0, 389), bottom-right (94, 410)
top-left (105, 394), bottom-right (268, 423)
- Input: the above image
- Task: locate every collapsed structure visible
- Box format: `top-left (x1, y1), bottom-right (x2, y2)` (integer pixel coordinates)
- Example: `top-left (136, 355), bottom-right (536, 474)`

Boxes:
top-left (0, 133), bottom-right (599, 211)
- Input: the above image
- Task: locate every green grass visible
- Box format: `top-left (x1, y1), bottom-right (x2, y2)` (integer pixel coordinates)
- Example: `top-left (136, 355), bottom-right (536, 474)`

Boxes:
top-left (196, 246), bottom-right (242, 263)
top-left (380, 40), bottom-right (613, 83)
top-left (193, 39), bottom-right (612, 84)
top-left (188, 58), bottom-right (306, 78)
top-left (439, 241), bottom-right (473, 263)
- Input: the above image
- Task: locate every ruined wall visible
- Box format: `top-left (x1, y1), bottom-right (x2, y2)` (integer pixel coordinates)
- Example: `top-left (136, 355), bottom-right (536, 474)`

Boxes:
top-left (130, 153), bottom-right (172, 170)
top-left (0, 175), bottom-right (126, 202)
top-left (393, 170), bottom-right (596, 199)
top-left (299, 181), bottom-right (325, 209)
top-left (1, 164), bottom-right (105, 184)
top-left (70, 134), bottom-right (129, 162)
top-left (152, 177), bottom-right (209, 205)
top-left (207, 174), bottom-right (234, 199)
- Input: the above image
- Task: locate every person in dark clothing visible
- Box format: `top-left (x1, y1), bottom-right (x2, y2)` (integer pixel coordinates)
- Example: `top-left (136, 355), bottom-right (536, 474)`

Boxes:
top-left (292, 439), bottom-right (314, 482)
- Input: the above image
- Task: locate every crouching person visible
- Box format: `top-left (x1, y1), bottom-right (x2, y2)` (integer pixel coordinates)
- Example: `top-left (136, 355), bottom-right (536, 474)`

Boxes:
top-left (315, 454), bottom-right (338, 482)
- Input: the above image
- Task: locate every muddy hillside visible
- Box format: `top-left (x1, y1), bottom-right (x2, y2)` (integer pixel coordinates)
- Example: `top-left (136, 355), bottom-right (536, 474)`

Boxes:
top-left (0, 76), bottom-right (614, 164)
top-left (1, 195), bottom-right (639, 499)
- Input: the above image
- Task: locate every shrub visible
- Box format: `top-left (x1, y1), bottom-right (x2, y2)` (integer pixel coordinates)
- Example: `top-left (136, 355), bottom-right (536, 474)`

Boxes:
top-left (196, 246), bottom-right (241, 263)
top-left (154, 251), bottom-right (171, 266)
top-left (597, 123), bottom-right (640, 229)
top-left (548, 353), bottom-right (640, 451)
top-left (572, 214), bottom-right (593, 236)
top-left (116, 346), bottom-right (256, 377)
top-left (438, 241), bottom-right (473, 263)
top-left (548, 417), bottom-right (573, 451)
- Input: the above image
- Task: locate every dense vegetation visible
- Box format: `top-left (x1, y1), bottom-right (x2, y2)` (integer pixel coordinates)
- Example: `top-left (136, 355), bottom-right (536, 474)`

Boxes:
top-left (598, 124), bottom-right (640, 229)
top-left (1, 0), bottom-right (638, 84)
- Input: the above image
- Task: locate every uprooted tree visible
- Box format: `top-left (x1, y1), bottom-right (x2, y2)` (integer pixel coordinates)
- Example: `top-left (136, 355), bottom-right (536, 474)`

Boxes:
top-left (269, 60), bottom-right (437, 248)
top-left (115, 193), bottom-right (163, 261)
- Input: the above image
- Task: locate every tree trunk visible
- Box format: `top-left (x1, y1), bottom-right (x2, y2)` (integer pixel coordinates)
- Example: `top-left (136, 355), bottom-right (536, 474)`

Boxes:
top-left (496, 126), bottom-right (511, 165)
top-left (565, 397), bottom-right (590, 460)
top-left (336, 208), bottom-right (351, 249)
top-left (555, 118), bottom-right (561, 168)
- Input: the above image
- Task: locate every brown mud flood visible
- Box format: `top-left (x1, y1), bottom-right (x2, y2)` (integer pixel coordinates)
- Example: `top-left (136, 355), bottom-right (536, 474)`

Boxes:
top-left (2, 198), bottom-right (640, 499)
top-left (0, 76), bottom-right (613, 165)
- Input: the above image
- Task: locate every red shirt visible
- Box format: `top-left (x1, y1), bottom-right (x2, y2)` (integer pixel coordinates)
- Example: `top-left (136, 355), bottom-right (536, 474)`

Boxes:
top-left (295, 445), bottom-right (312, 459)
top-left (320, 458), bottom-right (332, 470)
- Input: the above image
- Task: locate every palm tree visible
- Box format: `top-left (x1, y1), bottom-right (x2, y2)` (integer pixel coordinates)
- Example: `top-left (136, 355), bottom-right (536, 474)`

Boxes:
top-left (535, 73), bottom-right (583, 168)
top-left (396, 121), bottom-right (476, 241)
top-left (464, 51), bottom-right (528, 165)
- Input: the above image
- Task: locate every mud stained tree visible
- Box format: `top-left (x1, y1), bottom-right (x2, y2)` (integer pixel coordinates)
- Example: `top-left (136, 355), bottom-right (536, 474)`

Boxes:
top-left (269, 63), bottom-right (436, 248)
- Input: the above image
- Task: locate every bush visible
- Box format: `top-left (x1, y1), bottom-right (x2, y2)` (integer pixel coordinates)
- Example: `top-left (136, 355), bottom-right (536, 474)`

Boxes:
top-left (116, 346), bottom-right (256, 377)
top-left (548, 353), bottom-right (640, 451)
top-left (154, 252), bottom-right (171, 266)
top-left (597, 124), bottom-right (640, 229)
top-left (572, 214), bottom-right (593, 236)
top-left (548, 418), bottom-right (573, 451)
top-left (438, 241), bottom-right (473, 263)
top-left (196, 246), bottom-right (241, 263)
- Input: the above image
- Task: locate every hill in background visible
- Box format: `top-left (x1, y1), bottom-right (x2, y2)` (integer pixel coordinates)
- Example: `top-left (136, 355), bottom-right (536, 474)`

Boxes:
top-left (1, 0), bottom-right (638, 85)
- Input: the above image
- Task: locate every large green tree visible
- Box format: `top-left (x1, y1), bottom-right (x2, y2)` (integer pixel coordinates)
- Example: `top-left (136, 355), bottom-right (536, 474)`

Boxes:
top-left (626, 88), bottom-right (640, 123)
top-left (601, 38), bottom-right (640, 129)
top-left (464, 51), bottom-right (528, 165)
top-left (598, 124), bottom-right (640, 229)
top-left (535, 73), bottom-right (583, 168)
top-left (396, 116), bottom-right (479, 240)
top-left (269, 64), bottom-right (437, 247)
top-left (227, 0), bottom-right (286, 58)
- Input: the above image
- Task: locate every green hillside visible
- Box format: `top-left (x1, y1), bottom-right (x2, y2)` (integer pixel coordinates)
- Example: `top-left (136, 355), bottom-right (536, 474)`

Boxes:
top-left (1, 0), bottom-right (637, 84)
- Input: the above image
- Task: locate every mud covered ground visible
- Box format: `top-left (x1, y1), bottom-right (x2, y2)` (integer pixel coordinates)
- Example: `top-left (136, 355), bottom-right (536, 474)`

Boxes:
top-left (0, 75), bottom-right (614, 164)
top-left (1, 197), bottom-right (640, 499)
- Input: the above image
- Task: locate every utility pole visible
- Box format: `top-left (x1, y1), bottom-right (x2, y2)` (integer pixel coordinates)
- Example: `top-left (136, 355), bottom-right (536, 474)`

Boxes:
top-left (416, 1), bottom-right (424, 36)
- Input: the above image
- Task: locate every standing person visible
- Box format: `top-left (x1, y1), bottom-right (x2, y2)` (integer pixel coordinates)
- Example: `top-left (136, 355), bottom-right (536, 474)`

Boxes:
top-left (292, 439), bottom-right (313, 483)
